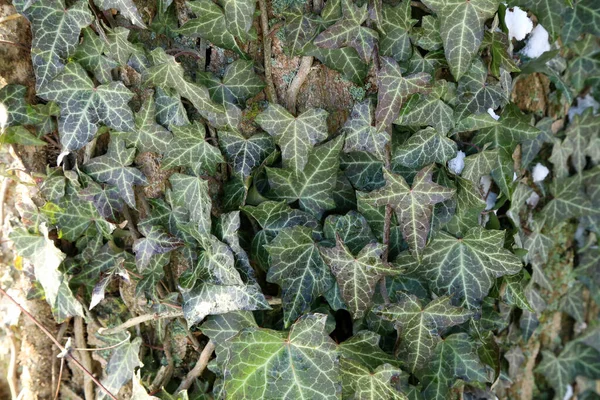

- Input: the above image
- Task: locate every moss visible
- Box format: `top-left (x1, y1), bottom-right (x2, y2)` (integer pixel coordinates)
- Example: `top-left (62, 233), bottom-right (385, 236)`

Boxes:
top-left (283, 71), bottom-right (297, 85)
top-left (243, 101), bottom-right (263, 124)
top-left (271, 0), bottom-right (307, 15)
top-left (348, 85), bottom-right (367, 101)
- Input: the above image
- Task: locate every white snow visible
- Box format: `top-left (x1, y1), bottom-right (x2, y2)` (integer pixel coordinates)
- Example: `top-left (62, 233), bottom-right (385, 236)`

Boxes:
top-left (0, 102), bottom-right (8, 130)
top-left (447, 151), bottom-right (466, 175)
top-left (504, 7), bottom-right (533, 41)
top-left (486, 192), bottom-right (498, 211)
top-left (480, 175), bottom-right (493, 195)
top-left (563, 384), bottom-right (573, 400)
top-left (522, 24), bottom-right (551, 58)
top-left (568, 94), bottom-right (600, 120)
top-left (487, 108), bottom-right (501, 120)
top-left (513, 172), bottom-right (518, 182)
top-left (526, 191), bottom-right (540, 207)
top-left (532, 163), bottom-right (550, 182)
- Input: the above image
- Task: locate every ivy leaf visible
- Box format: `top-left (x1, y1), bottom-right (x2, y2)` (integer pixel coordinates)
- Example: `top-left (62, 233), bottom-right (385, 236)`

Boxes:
top-left (419, 333), bottom-right (489, 400)
top-left (280, 10), bottom-right (320, 56)
top-left (412, 15), bottom-right (443, 51)
top-left (379, 1), bottom-right (415, 62)
top-left (320, 238), bottom-right (399, 318)
top-left (198, 60), bottom-right (265, 107)
top-left (314, 0), bottom-right (379, 63)
top-left (482, 30), bottom-right (519, 78)
top-left (536, 343), bottom-right (600, 399)
top-left (266, 226), bottom-right (335, 327)
top-left (395, 80), bottom-right (455, 135)
top-left (176, 0), bottom-right (245, 55)
top-left (73, 28), bottom-right (119, 85)
top-left (565, 109), bottom-right (600, 174)
top-left (417, 227), bottom-right (522, 309)
top-left (221, 314), bottom-right (339, 398)
top-left (168, 173), bottom-right (212, 235)
top-left (323, 211), bottom-right (376, 255)
top-left (219, 130), bottom-right (275, 177)
top-left (18, 0), bottom-right (93, 90)
top-left (455, 59), bottom-right (508, 120)
top-left (94, 0), bottom-right (146, 28)
top-left (181, 282), bottom-right (270, 327)
top-left (340, 151), bottom-right (385, 191)
top-left (461, 146), bottom-right (499, 183)
top-left (0, 85), bottom-right (29, 126)
top-left (376, 293), bottom-right (473, 372)
top-left (338, 330), bottom-right (400, 369)
top-left (517, 0), bottom-right (562, 39)
top-left (341, 359), bottom-right (407, 400)
top-left (113, 94), bottom-right (173, 154)
top-left (222, 0), bottom-right (256, 40)
top-left (256, 103), bottom-right (328, 172)
top-left (38, 62), bottom-right (135, 151)
top-left (422, 0), bottom-right (499, 79)
top-left (502, 272), bottom-right (534, 312)
top-left (242, 201), bottom-right (321, 237)
top-left (542, 175), bottom-right (599, 227)
top-left (10, 224), bottom-right (84, 322)
top-left (143, 48), bottom-right (228, 127)
top-left (562, 0), bottom-right (600, 43)
top-left (99, 337), bottom-right (142, 399)
top-left (361, 165), bottom-right (455, 258)
top-left (393, 127), bottom-right (457, 169)
top-left (133, 224), bottom-right (183, 270)
top-left (305, 45), bottom-right (369, 85)
top-left (342, 100), bottom-right (389, 161)
top-left (155, 87), bottom-right (190, 128)
top-left (54, 194), bottom-right (115, 241)
top-left (266, 136), bottom-right (342, 217)
top-left (376, 57), bottom-right (431, 130)
top-left (84, 139), bottom-right (147, 208)
top-left (162, 122), bottom-right (224, 176)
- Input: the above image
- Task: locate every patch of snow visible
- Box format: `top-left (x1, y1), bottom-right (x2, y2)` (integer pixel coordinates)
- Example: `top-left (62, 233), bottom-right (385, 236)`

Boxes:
top-left (513, 172), bottom-right (518, 182)
top-left (532, 163), bottom-right (550, 182)
top-left (575, 223), bottom-right (587, 248)
top-left (526, 191), bottom-right (540, 207)
top-left (505, 7), bottom-right (533, 41)
top-left (522, 24), bottom-right (551, 58)
top-left (486, 192), bottom-right (498, 211)
top-left (480, 175), bottom-right (493, 195)
top-left (568, 94), bottom-right (600, 120)
top-left (487, 108), bottom-right (501, 120)
top-left (447, 151), bottom-right (466, 175)
top-left (0, 102), bottom-right (7, 130)
top-left (563, 384), bottom-right (573, 400)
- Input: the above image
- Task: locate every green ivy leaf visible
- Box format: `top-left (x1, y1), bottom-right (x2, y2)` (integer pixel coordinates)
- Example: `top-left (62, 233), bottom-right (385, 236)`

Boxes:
top-left (99, 337), bottom-right (143, 399)
top-left (73, 28), bottom-right (119, 85)
top-left (94, 0), bottom-right (146, 28)
top-left (314, 0), bottom-right (379, 63)
top-left (379, 1), bottom-right (415, 62)
top-left (564, 109), bottom-right (600, 174)
top-left (376, 57), bottom-right (431, 130)
top-left (221, 314), bottom-right (339, 398)
top-left (113, 94), bottom-right (173, 154)
top-left (162, 122), bottom-right (224, 176)
top-left (266, 136), bottom-right (342, 216)
top-left (256, 103), bottom-right (328, 172)
top-left (305, 44), bottom-right (369, 85)
top-left (198, 60), bottom-right (265, 107)
top-left (376, 292), bottom-right (472, 372)
top-left (222, 0), bottom-right (256, 40)
top-left (411, 15), bottom-right (442, 51)
top-left (219, 130), bottom-right (275, 177)
top-left (84, 138), bottom-right (147, 208)
top-left (455, 59), bottom-right (509, 120)
top-left (155, 87), bottom-right (190, 128)
top-left (517, 0), bottom-right (562, 39)
top-left (338, 330), bottom-right (400, 369)
top-left (38, 62), bottom-right (135, 151)
top-left (266, 226), bottom-right (335, 327)
top-left (416, 227), bottom-right (522, 309)
top-left (361, 164), bottom-right (455, 258)
top-left (323, 211), bottom-right (376, 255)
top-left (17, 0), bottom-right (93, 90)
top-left (419, 333), bottom-right (489, 400)
top-left (133, 224), bottom-right (183, 270)
top-left (393, 127), bottom-right (457, 169)
top-left (341, 359), bottom-right (407, 399)
top-left (395, 80), bottom-right (455, 135)
top-left (542, 175), bottom-right (599, 227)
top-left (320, 238), bottom-right (399, 318)
top-left (482, 30), bottom-right (520, 78)
top-left (422, 0), bottom-right (499, 79)
top-left (342, 100), bottom-right (389, 161)
top-left (168, 173), bottom-right (212, 235)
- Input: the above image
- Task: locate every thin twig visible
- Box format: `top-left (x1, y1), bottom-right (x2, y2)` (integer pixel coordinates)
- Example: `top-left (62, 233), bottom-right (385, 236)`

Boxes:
top-left (53, 358), bottom-right (65, 400)
top-left (286, 56), bottom-right (313, 114)
top-left (176, 340), bottom-right (215, 392)
top-left (258, 0), bottom-right (277, 103)
top-left (74, 316), bottom-right (95, 400)
top-left (0, 176), bottom-right (10, 239)
top-left (7, 331), bottom-right (18, 400)
top-left (122, 205), bottom-right (140, 240)
top-left (0, 287), bottom-right (118, 400)
top-left (97, 310), bottom-right (185, 336)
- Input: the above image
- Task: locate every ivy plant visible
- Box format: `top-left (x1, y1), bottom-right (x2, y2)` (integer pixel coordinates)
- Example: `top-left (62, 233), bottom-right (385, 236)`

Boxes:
top-left (2, 0), bottom-right (600, 398)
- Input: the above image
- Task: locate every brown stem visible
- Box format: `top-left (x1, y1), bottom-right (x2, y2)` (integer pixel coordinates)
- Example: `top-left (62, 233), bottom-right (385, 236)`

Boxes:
top-left (7, 332), bottom-right (18, 400)
top-left (74, 316), bottom-right (95, 400)
top-left (122, 205), bottom-right (140, 240)
top-left (97, 310), bottom-right (185, 335)
top-left (0, 287), bottom-right (118, 400)
top-left (286, 56), bottom-right (313, 114)
top-left (258, 0), bottom-right (277, 103)
top-left (176, 340), bottom-right (215, 392)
